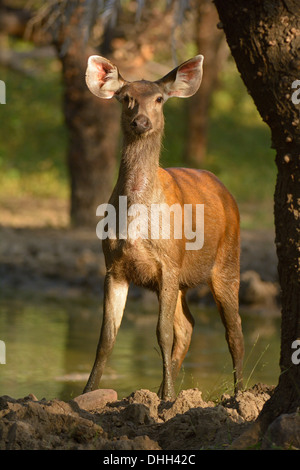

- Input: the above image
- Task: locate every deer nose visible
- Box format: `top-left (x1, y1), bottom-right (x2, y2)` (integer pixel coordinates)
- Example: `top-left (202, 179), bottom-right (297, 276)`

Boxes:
top-left (131, 115), bottom-right (152, 134)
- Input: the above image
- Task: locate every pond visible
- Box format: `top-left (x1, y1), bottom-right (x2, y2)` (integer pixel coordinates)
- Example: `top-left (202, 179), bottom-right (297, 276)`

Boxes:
top-left (0, 295), bottom-right (281, 402)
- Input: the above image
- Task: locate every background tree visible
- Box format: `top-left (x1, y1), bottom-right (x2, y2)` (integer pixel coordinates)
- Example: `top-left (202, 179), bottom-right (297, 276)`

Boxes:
top-left (45, 0), bottom-right (121, 227)
top-left (214, 0), bottom-right (300, 447)
top-left (185, 0), bottom-right (228, 166)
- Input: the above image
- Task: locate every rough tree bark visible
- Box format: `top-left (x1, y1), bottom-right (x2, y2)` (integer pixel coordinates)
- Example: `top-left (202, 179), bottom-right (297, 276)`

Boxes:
top-left (185, 0), bottom-right (228, 166)
top-left (214, 0), bottom-right (300, 447)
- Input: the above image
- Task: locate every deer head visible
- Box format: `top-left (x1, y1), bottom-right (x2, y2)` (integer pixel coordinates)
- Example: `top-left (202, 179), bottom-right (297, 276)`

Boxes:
top-left (86, 55), bottom-right (204, 137)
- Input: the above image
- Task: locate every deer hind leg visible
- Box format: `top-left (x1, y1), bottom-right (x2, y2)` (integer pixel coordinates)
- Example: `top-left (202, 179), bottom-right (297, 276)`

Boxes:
top-left (210, 264), bottom-right (244, 393)
top-left (158, 290), bottom-right (194, 398)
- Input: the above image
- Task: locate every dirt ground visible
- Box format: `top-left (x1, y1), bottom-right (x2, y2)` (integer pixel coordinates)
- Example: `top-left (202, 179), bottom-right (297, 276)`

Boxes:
top-left (0, 385), bottom-right (282, 450)
top-left (1, 197), bottom-right (293, 451)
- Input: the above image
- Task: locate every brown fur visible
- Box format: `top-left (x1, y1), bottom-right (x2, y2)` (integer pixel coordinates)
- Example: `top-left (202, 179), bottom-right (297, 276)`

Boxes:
top-left (84, 56), bottom-right (244, 400)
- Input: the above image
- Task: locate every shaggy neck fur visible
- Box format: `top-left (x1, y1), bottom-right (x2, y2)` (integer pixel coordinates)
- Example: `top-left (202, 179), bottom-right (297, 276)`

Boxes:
top-left (118, 131), bottom-right (163, 204)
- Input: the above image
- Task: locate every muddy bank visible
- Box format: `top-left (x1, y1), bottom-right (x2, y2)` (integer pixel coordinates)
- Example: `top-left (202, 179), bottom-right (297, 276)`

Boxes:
top-left (0, 225), bottom-right (280, 313)
top-left (3, 384), bottom-right (298, 450)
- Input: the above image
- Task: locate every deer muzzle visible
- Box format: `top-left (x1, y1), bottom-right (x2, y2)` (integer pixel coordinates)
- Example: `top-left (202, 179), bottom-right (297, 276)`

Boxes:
top-left (130, 115), bottom-right (152, 135)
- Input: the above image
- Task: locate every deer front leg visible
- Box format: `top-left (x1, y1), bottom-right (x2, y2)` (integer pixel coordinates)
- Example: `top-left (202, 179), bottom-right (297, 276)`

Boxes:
top-left (84, 273), bottom-right (129, 393)
top-left (157, 271), bottom-right (179, 401)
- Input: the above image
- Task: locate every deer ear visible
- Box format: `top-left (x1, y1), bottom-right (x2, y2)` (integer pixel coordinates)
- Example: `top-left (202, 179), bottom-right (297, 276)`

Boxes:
top-left (156, 55), bottom-right (204, 100)
top-left (86, 55), bottom-right (126, 99)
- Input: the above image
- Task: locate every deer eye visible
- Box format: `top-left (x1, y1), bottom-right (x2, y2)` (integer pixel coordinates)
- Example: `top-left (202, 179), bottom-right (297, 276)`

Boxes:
top-left (156, 96), bottom-right (163, 104)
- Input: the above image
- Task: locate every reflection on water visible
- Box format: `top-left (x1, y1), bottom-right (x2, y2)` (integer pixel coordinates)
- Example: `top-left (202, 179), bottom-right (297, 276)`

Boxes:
top-left (0, 295), bottom-right (280, 401)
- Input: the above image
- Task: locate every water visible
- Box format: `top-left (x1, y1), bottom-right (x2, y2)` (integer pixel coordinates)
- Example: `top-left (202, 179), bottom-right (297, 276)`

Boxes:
top-left (0, 295), bottom-right (281, 402)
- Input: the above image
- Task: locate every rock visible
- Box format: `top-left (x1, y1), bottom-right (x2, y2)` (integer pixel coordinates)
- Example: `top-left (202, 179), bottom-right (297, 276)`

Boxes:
top-left (123, 403), bottom-right (155, 425)
top-left (23, 394), bottom-right (38, 402)
top-left (239, 270), bottom-right (278, 305)
top-left (158, 403), bottom-right (246, 450)
top-left (222, 385), bottom-right (274, 422)
top-left (229, 421), bottom-right (263, 450)
top-left (73, 389), bottom-right (117, 411)
top-left (160, 388), bottom-right (208, 421)
top-left (101, 435), bottom-right (161, 450)
top-left (0, 397), bottom-right (106, 450)
top-left (129, 389), bottom-right (160, 420)
top-left (261, 412), bottom-right (300, 449)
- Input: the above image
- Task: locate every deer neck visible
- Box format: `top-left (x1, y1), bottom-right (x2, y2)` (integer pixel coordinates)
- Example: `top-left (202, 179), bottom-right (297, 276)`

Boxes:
top-left (118, 132), bottom-right (163, 204)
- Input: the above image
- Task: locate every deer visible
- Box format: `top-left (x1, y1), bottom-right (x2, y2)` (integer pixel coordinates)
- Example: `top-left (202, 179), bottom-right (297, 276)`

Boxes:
top-left (83, 54), bottom-right (244, 401)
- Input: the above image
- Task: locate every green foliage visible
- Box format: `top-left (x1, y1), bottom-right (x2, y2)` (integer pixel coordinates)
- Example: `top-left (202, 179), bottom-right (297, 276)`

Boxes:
top-left (0, 56), bottom-right (68, 200)
top-left (208, 61), bottom-right (276, 201)
top-left (0, 55), bottom-right (276, 228)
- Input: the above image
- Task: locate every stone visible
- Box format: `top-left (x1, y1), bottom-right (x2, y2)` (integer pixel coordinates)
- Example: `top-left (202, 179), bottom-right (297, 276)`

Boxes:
top-left (262, 412), bottom-right (300, 450)
top-left (239, 270), bottom-right (278, 305)
top-left (73, 389), bottom-right (117, 411)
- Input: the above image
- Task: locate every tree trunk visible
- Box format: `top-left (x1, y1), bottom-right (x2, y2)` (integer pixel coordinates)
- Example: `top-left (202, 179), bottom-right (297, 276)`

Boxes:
top-left (60, 44), bottom-right (119, 227)
top-left (214, 0), bottom-right (300, 444)
top-left (185, 0), bottom-right (227, 166)
top-left (53, 4), bottom-right (120, 227)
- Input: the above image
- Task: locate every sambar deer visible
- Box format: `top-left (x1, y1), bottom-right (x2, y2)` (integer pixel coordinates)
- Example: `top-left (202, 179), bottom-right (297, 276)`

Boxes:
top-left (83, 54), bottom-right (244, 400)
